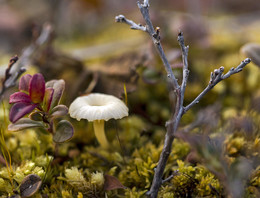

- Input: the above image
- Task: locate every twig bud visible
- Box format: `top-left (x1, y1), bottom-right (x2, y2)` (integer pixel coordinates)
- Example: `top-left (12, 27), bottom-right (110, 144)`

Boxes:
top-left (152, 27), bottom-right (161, 42)
top-left (115, 15), bottom-right (125, 23)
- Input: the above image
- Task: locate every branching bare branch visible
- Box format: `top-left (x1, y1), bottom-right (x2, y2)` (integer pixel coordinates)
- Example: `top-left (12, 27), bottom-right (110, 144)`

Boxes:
top-left (116, 0), bottom-right (251, 197)
top-left (183, 58), bottom-right (251, 113)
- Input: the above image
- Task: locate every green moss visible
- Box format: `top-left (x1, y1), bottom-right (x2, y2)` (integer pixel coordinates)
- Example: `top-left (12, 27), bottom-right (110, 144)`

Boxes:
top-left (119, 153), bottom-right (157, 189)
top-left (124, 187), bottom-right (147, 198)
top-left (225, 135), bottom-right (246, 157)
top-left (158, 160), bottom-right (222, 197)
top-left (0, 160), bottom-right (46, 196)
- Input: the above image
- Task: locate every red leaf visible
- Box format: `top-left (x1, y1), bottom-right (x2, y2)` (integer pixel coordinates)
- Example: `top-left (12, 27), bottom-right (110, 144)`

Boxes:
top-left (43, 88), bottom-right (54, 112)
top-left (104, 175), bottom-right (126, 191)
top-left (9, 92), bottom-right (31, 104)
top-left (9, 102), bottom-right (38, 123)
top-left (19, 74), bottom-right (32, 92)
top-left (29, 73), bottom-right (45, 103)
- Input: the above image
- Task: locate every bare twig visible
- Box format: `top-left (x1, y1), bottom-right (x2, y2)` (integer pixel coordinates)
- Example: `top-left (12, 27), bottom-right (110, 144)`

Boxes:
top-left (143, 0), bottom-right (149, 7)
top-left (116, 7), bottom-right (182, 197)
top-left (161, 170), bottom-right (179, 184)
top-left (115, 15), bottom-right (146, 31)
top-left (178, 32), bottom-right (189, 97)
top-left (183, 58), bottom-right (251, 113)
top-left (116, 1), bottom-right (251, 197)
top-left (161, 175), bottom-right (174, 184)
top-left (4, 56), bottom-right (19, 82)
top-left (0, 56), bottom-right (25, 101)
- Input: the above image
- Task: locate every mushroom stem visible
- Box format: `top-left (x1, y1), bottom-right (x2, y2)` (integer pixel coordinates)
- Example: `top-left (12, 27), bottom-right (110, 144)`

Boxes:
top-left (93, 120), bottom-right (109, 148)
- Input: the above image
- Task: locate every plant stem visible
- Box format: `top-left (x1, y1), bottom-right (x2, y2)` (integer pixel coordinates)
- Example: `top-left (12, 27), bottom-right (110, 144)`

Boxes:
top-left (93, 120), bottom-right (109, 148)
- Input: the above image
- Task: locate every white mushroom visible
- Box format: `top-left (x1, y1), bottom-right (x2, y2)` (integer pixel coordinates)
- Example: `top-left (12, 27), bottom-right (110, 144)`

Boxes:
top-left (69, 93), bottom-right (128, 148)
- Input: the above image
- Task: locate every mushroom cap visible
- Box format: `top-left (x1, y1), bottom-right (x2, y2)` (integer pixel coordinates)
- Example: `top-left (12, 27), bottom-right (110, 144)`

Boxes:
top-left (69, 93), bottom-right (129, 121)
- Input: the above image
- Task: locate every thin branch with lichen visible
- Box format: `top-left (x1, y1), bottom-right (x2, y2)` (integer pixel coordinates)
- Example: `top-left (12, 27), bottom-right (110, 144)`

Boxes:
top-left (116, 1), bottom-right (251, 197)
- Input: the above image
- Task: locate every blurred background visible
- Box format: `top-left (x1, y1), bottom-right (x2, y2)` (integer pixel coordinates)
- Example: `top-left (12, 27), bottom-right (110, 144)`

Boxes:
top-left (1, 0), bottom-right (260, 115)
top-left (0, 0), bottom-right (260, 52)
